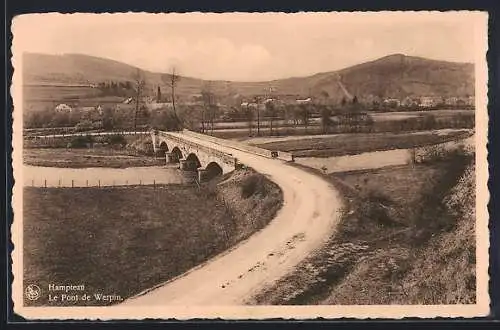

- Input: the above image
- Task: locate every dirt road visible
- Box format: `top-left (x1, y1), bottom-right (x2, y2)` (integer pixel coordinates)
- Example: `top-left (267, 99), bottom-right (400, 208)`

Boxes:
top-left (122, 132), bottom-right (342, 306)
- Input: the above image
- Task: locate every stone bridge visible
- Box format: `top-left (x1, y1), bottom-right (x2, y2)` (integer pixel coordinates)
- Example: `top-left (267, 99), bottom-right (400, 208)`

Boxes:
top-left (151, 130), bottom-right (240, 181)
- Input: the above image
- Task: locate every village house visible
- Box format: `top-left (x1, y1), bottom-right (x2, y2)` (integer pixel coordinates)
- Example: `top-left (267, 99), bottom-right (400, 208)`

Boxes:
top-left (146, 102), bottom-right (174, 111)
top-left (419, 96), bottom-right (437, 108)
top-left (54, 103), bottom-right (73, 113)
top-left (401, 96), bottom-right (419, 107)
top-left (467, 95), bottom-right (475, 106)
top-left (445, 96), bottom-right (459, 106)
top-left (383, 98), bottom-right (401, 107)
top-left (296, 97), bottom-right (312, 104)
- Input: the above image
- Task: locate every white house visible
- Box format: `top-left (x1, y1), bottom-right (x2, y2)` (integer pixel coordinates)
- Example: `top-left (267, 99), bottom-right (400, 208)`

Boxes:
top-left (54, 103), bottom-right (72, 113)
top-left (146, 102), bottom-right (174, 110)
top-left (383, 98), bottom-right (401, 107)
top-left (467, 96), bottom-right (475, 106)
top-left (419, 96), bottom-right (436, 108)
top-left (296, 97), bottom-right (312, 104)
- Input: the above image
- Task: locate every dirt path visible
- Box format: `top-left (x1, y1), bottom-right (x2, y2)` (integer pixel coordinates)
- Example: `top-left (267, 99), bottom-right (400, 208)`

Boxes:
top-left (121, 132), bottom-right (342, 306)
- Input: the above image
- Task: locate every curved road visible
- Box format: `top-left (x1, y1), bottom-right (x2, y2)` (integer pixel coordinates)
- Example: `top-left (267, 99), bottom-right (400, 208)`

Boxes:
top-left (122, 132), bottom-right (342, 306)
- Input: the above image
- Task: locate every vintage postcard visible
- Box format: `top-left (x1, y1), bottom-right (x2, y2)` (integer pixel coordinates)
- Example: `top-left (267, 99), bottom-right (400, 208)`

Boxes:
top-left (10, 11), bottom-right (490, 320)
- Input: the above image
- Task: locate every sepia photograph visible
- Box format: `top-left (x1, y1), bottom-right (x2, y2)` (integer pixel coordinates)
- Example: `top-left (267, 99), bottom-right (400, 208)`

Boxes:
top-left (10, 11), bottom-right (489, 319)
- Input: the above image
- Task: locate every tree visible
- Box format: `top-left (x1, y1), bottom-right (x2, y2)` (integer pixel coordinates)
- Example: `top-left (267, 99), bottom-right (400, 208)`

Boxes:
top-left (163, 67), bottom-right (181, 130)
top-left (201, 82), bottom-right (217, 134)
top-left (265, 101), bottom-right (277, 136)
top-left (298, 104), bottom-right (311, 133)
top-left (320, 90), bottom-right (330, 105)
top-left (283, 104), bottom-right (294, 134)
top-left (254, 96), bottom-right (262, 136)
top-left (132, 69), bottom-right (146, 129)
top-left (291, 105), bottom-right (301, 130)
top-left (244, 105), bottom-right (254, 135)
top-left (102, 107), bottom-right (114, 130)
top-left (157, 86), bottom-right (162, 103)
top-left (178, 105), bottom-right (202, 131)
top-left (320, 106), bottom-right (333, 134)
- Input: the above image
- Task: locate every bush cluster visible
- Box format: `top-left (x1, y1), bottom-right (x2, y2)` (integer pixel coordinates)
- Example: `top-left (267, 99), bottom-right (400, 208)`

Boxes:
top-left (241, 174), bottom-right (268, 199)
top-left (68, 135), bottom-right (94, 148)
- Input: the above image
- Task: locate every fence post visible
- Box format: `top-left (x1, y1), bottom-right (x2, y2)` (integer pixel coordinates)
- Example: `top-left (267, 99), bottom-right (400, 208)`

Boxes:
top-left (58, 179), bottom-right (61, 187)
top-left (44, 179), bottom-right (47, 188)
top-left (153, 179), bottom-right (156, 189)
top-left (31, 179), bottom-right (34, 187)
top-left (86, 179), bottom-right (88, 187)
top-left (98, 180), bottom-right (101, 188)
top-left (72, 180), bottom-right (74, 188)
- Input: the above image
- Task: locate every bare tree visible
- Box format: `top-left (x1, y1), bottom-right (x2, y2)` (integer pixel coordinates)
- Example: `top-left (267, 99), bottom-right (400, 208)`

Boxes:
top-left (244, 105), bottom-right (254, 135)
top-left (131, 68), bottom-right (146, 130)
top-left (163, 67), bottom-right (181, 130)
top-left (254, 96), bottom-right (262, 136)
top-left (320, 105), bottom-right (333, 134)
top-left (201, 82), bottom-right (217, 135)
top-left (265, 101), bottom-right (276, 136)
top-left (299, 103), bottom-right (311, 133)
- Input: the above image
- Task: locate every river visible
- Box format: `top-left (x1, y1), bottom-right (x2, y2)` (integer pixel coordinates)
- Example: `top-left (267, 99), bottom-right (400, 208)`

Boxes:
top-left (23, 165), bottom-right (188, 187)
top-left (296, 134), bottom-right (474, 174)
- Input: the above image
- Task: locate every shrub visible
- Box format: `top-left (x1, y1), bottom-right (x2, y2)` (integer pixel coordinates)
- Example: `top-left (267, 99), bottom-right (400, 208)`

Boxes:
top-left (417, 142), bottom-right (473, 164)
top-left (75, 120), bottom-right (93, 132)
top-left (68, 135), bottom-right (93, 148)
top-left (241, 174), bottom-right (267, 199)
top-left (126, 136), bottom-right (154, 156)
top-left (410, 152), bottom-right (472, 243)
top-left (357, 189), bottom-right (401, 227)
top-left (105, 134), bottom-right (127, 147)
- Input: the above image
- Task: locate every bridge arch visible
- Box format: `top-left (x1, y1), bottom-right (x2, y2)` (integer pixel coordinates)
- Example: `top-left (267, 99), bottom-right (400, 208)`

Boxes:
top-left (158, 142), bottom-right (169, 156)
top-left (184, 153), bottom-right (202, 171)
top-left (170, 146), bottom-right (183, 163)
top-left (205, 162), bottom-right (223, 179)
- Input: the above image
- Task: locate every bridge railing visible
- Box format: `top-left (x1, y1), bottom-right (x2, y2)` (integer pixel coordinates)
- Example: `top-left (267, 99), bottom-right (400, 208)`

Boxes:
top-left (181, 129), bottom-right (294, 162)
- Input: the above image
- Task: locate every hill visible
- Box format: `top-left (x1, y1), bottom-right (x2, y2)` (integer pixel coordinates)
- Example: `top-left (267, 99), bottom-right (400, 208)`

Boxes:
top-left (22, 52), bottom-right (474, 107)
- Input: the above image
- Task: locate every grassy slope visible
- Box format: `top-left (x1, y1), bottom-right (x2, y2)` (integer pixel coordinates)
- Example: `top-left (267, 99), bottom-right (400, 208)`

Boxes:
top-left (23, 169), bottom-right (283, 306)
top-left (255, 130), bottom-right (471, 158)
top-left (251, 155), bottom-right (474, 305)
top-left (336, 54), bottom-right (474, 100)
top-left (394, 164), bottom-right (476, 304)
top-left (23, 53), bottom-right (473, 104)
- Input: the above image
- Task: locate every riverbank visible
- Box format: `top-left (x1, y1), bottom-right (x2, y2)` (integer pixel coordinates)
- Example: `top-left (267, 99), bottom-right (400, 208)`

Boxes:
top-left (250, 150), bottom-right (475, 305)
top-left (23, 168), bottom-right (283, 306)
top-left (252, 129), bottom-right (471, 158)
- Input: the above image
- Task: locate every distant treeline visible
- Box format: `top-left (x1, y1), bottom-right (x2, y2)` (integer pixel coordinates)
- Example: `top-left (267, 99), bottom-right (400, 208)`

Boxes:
top-left (97, 81), bottom-right (135, 97)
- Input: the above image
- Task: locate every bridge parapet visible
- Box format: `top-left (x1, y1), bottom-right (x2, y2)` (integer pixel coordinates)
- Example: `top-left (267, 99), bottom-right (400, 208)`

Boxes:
top-left (158, 131), bottom-right (237, 168)
top-left (181, 129), bottom-right (294, 162)
top-left (153, 130), bottom-right (239, 175)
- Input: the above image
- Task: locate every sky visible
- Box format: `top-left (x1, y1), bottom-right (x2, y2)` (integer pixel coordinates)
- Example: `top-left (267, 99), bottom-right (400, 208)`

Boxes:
top-left (12, 12), bottom-right (485, 82)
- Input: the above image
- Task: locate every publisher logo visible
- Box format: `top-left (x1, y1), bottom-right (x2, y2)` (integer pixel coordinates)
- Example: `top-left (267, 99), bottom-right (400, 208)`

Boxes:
top-left (25, 284), bottom-right (41, 301)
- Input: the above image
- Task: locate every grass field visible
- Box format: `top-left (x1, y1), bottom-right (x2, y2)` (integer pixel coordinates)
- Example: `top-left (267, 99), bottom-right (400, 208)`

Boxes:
top-left (23, 148), bottom-right (165, 168)
top-left (254, 129), bottom-right (471, 158)
top-left (23, 169), bottom-right (282, 306)
top-left (251, 153), bottom-right (475, 305)
top-left (23, 85), bottom-right (125, 110)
